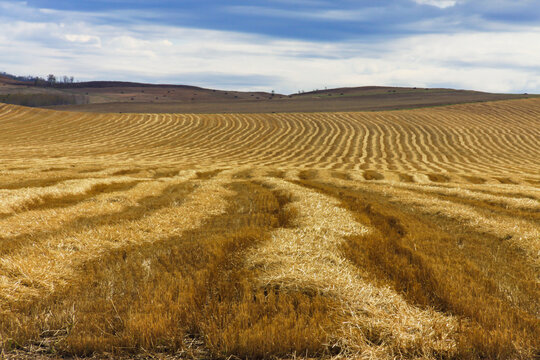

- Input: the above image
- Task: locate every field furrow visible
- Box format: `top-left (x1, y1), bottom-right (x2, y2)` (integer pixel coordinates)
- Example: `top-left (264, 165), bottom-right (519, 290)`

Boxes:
top-left (0, 97), bottom-right (539, 359)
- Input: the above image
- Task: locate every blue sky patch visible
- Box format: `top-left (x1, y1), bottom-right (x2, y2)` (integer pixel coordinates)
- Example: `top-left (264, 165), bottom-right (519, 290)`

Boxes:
top-left (0, 0), bottom-right (539, 93)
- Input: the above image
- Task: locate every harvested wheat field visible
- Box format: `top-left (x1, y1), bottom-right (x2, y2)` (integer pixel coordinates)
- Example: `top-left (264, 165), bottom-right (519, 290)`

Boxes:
top-left (0, 98), bottom-right (539, 359)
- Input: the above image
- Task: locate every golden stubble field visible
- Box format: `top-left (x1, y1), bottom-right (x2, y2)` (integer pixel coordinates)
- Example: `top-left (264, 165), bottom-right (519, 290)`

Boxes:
top-left (0, 98), bottom-right (538, 359)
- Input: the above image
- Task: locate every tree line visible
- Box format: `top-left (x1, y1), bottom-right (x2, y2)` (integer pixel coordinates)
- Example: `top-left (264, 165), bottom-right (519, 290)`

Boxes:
top-left (1, 71), bottom-right (77, 87)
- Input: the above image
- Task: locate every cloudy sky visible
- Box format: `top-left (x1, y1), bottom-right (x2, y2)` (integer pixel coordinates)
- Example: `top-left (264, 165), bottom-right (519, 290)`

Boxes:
top-left (1, 0), bottom-right (539, 93)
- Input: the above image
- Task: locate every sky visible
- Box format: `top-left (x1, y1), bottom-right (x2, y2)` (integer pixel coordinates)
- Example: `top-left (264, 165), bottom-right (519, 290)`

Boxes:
top-left (0, 0), bottom-right (539, 94)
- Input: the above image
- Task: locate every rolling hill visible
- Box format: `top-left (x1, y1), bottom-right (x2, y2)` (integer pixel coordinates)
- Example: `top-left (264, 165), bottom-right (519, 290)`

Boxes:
top-left (0, 75), bottom-right (533, 113)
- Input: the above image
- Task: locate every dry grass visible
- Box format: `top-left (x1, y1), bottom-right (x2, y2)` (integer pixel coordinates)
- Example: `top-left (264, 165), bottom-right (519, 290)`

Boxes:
top-left (248, 178), bottom-right (457, 359)
top-left (1, 180), bottom-right (339, 359)
top-left (0, 176), bottom-right (144, 215)
top-left (0, 98), bottom-right (539, 359)
top-left (0, 99), bottom-right (539, 181)
top-left (293, 172), bottom-right (539, 359)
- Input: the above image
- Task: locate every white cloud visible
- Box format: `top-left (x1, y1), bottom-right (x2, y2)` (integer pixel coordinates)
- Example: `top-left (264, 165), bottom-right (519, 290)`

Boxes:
top-left (64, 34), bottom-right (101, 47)
top-left (0, 1), bottom-right (538, 93)
top-left (413, 0), bottom-right (458, 9)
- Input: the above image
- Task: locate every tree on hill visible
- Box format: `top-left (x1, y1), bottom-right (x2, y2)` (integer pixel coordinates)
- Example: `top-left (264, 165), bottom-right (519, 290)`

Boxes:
top-left (47, 74), bottom-right (56, 86)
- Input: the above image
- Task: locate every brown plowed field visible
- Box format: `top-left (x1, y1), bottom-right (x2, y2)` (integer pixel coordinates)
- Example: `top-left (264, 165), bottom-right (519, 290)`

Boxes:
top-left (0, 98), bottom-right (538, 359)
top-left (48, 87), bottom-right (531, 113)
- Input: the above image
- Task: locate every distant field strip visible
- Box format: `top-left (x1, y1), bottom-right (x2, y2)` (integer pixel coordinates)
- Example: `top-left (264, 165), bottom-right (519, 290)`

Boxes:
top-left (0, 99), bottom-right (539, 182)
top-left (0, 99), bottom-right (538, 359)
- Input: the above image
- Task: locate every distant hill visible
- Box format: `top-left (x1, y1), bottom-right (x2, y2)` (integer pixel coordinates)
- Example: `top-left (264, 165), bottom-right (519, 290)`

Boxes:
top-left (0, 74), bottom-right (29, 85)
top-left (0, 71), bottom-right (535, 113)
top-left (51, 81), bottom-right (207, 90)
top-left (47, 85), bottom-right (534, 114)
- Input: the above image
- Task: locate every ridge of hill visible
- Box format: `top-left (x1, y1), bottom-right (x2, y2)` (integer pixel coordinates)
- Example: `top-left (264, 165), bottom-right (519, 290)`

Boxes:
top-left (0, 74), bottom-right (28, 85)
top-left (0, 74), bottom-right (536, 113)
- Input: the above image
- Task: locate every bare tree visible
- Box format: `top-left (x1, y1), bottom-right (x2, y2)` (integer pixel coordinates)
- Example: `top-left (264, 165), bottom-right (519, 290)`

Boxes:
top-left (47, 74), bottom-right (56, 86)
